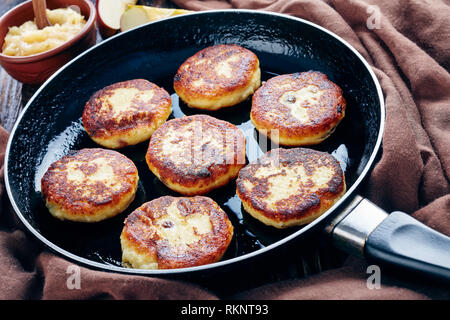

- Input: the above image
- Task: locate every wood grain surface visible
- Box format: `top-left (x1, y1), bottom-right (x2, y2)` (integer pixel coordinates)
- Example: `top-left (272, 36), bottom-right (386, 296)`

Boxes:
top-left (0, 0), bottom-right (347, 291)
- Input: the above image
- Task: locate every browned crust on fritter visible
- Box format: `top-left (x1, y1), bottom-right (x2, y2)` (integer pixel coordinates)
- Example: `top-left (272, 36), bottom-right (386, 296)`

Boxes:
top-left (146, 114), bottom-right (246, 195)
top-left (173, 44), bottom-right (259, 106)
top-left (41, 148), bottom-right (138, 217)
top-left (236, 148), bottom-right (345, 223)
top-left (82, 79), bottom-right (172, 143)
top-left (251, 71), bottom-right (346, 144)
top-left (121, 196), bottom-right (234, 269)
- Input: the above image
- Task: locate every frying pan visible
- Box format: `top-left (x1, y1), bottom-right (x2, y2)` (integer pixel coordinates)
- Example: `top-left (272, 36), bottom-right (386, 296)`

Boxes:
top-left (5, 10), bottom-right (450, 282)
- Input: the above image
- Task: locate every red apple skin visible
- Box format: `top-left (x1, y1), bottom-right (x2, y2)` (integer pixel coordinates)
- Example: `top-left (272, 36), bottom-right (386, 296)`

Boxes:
top-left (96, 0), bottom-right (119, 39)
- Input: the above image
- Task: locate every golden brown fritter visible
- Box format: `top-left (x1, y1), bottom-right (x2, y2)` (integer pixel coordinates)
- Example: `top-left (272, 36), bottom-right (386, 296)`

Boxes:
top-left (236, 147), bottom-right (346, 228)
top-left (174, 44), bottom-right (261, 110)
top-left (41, 148), bottom-right (139, 222)
top-left (82, 79), bottom-right (172, 149)
top-left (146, 114), bottom-right (246, 195)
top-left (251, 71), bottom-right (346, 146)
top-left (120, 196), bottom-right (234, 269)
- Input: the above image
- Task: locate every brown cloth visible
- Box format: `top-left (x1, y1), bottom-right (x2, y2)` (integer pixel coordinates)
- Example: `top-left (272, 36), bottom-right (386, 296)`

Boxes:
top-left (1, 0), bottom-right (450, 300)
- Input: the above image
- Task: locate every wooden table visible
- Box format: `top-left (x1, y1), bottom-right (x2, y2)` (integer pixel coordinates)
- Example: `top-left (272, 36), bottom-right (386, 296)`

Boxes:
top-left (0, 0), bottom-right (348, 296)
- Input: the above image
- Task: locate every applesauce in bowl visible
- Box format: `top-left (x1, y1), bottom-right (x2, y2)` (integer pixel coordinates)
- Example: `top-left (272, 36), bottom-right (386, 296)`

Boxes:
top-left (0, 0), bottom-right (96, 84)
top-left (2, 7), bottom-right (86, 57)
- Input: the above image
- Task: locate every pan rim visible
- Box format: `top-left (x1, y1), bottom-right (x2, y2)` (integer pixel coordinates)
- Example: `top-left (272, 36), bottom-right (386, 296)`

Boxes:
top-left (4, 9), bottom-right (386, 275)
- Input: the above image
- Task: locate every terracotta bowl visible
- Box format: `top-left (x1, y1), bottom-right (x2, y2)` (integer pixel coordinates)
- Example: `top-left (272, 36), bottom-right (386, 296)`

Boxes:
top-left (0, 0), bottom-right (96, 85)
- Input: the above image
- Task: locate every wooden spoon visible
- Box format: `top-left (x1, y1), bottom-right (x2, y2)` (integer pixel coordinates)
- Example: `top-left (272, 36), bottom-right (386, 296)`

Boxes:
top-left (32, 0), bottom-right (52, 29)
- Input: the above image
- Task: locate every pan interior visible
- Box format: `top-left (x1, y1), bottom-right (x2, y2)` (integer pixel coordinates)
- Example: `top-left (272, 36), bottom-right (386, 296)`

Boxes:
top-left (6, 12), bottom-right (381, 270)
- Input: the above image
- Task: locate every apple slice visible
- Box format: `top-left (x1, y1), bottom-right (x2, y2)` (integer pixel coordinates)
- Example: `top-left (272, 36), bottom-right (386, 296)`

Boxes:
top-left (97, 0), bottom-right (137, 38)
top-left (120, 5), bottom-right (191, 32)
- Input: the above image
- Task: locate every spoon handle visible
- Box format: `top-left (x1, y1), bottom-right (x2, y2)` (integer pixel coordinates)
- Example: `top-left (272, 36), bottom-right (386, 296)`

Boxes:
top-left (32, 0), bottom-right (51, 29)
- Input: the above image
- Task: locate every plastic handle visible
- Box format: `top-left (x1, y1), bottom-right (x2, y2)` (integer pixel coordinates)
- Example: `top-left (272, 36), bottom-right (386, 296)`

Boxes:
top-left (365, 211), bottom-right (450, 281)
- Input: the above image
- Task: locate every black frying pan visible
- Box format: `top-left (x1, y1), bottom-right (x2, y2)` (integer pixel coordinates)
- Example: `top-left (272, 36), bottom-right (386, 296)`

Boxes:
top-left (5, 10), bottom-right (450, 281)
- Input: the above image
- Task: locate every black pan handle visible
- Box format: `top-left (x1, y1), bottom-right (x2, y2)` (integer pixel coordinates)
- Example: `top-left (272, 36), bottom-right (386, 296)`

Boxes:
top-left (365, 211), bottom-right (450, 281)
top-left (328, 196), bottom-right (450, 282)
